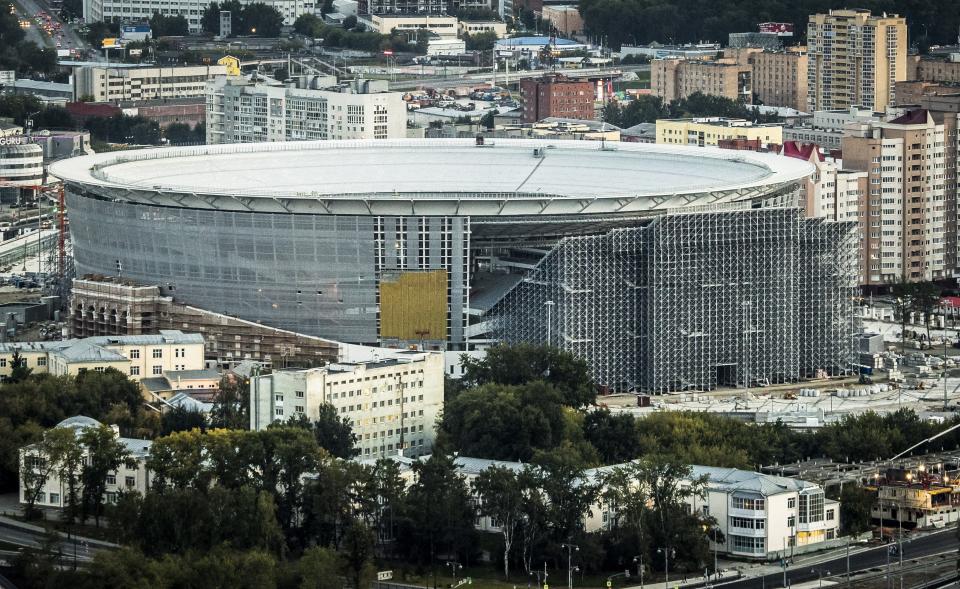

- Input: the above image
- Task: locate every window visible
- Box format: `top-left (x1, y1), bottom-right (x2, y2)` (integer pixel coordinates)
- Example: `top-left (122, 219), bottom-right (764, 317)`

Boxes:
top-left (787, 515), bottom-right (796, 528)
top-left (49, 493), bottom-right (60, 505)
top-left (296, 390), bottom-right (304, 398)
top-left (129, 349), bottom-right (140, 359)
top-left (152, 365), bottom-right (163, 375)
top-left (732, 496), bottom-right (765, 511)
top-left (0, 358), bottom-right (5, 367)
top-left (826, 508), bottom-right (835, 521)
top-left (130, 366), bottom-right (140, 376)
top-left (125, 476), bottom-right (135, 488)
top-left (37, 492), bottom-right (45, 503)
top-left (37, 357), bottom-right (46, 367)
top-left (731, 535), bottom-right (765, 554)
top-left (106, 474), bottom-right (117, 485)
top-left (787, 497), bottom-right (796, 509)
top-left (152, 349), bottom-right (162, 358)
top-left (730, 517), bottom-right (765, 529)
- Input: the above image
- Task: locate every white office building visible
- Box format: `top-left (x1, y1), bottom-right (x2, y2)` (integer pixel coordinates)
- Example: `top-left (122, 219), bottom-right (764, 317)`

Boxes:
top-left (206, 75), bottom-right (407, 144)
top-left (83, 0), bottom-right (313, 31)
top-left (250, 351), bottom-right (444, 459)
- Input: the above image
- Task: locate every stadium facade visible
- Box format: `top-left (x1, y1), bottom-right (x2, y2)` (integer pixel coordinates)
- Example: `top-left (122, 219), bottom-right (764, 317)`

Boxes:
top-left (51, 139), bottom-right (859, 392)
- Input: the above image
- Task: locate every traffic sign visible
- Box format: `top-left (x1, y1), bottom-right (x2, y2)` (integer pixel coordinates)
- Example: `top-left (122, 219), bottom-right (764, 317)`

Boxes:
top-left (377, 570), bottom-right (393, 581)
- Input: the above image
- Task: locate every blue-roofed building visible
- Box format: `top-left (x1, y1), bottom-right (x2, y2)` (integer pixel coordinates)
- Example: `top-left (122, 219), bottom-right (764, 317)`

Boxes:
top-left (494, 36), bottom-right (587, 53)
top-left (19, 416), bottom-right (154, 512)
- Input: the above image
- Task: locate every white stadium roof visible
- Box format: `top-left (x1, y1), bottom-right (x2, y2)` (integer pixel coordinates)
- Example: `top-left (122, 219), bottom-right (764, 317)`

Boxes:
top-left (51, 139), bottom-right (813, 217)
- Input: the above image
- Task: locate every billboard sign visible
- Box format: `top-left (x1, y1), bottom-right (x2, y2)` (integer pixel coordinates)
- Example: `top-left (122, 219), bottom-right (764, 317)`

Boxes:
top-left (102, 37), bottom-right (120, 49)
top-left (759, 22), bottom-right (794, 36)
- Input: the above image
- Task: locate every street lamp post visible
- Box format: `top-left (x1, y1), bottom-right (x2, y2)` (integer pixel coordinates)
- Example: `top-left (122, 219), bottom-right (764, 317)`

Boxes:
top-left (561, 542), bottom-right (579, 589)
top-left (633, 555), bottom-right (644, 589)
top-left (446, 561), bottom-right (462, 584)
top-left (658, 547), bottom-right (674, 588)
top-left (545, 300), bottom-right (555, 347)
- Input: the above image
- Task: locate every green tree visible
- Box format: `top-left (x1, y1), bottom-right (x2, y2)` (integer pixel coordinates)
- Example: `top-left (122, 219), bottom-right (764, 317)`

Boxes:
top-left (356, 458), bottom-right (406, 553)
top-left (533, 443), bottom-right (599, 542)
top-left (401, 453), bottom-right (476, 572)
top-left (340, 519), bottom-right (375, 589)
top-left (472, 465), bottom-right (524, 579)
top-left (584, 408), bottom-right (638, 464)
top-left (342, 14), bottom-right (358, 30)
top-left (8, 350), bottom-right (33, 383)
top-left (464, 30), bottom-right (498, 51)
top-left (241, 2), bottom-right (284, 36)
top-left (160, 406), bottom-right (207, 435)
top-left (80, 424), bottom-right (135, 527)
top-left (20, 426), bottom-right (79, 519)
top-left (839, 484), bottom-right (874, 536)
top-left (461, 343), bottom-right (595, 408)
top-left (297, 546), bottom-right (342, 589)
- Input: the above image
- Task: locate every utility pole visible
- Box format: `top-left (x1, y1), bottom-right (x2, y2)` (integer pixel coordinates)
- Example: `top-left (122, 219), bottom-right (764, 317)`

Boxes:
top-left (846, 537), bottom-right (850, 586)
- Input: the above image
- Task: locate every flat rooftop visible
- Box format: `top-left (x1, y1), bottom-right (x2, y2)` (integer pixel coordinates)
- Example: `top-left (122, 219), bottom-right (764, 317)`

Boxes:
top-left (50, 139), bottom-right (813, 213)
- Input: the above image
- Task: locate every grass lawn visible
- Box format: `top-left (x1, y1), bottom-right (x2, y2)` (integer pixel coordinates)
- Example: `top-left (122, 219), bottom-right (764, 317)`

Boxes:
top-left (384, 565), bottom-right (658, 589)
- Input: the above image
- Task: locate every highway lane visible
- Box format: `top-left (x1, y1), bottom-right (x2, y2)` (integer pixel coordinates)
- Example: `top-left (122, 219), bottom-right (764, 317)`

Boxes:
top-left (716, 528), bottom-right (959, 589)
top-left (0, 519), bottom-right (101, 564)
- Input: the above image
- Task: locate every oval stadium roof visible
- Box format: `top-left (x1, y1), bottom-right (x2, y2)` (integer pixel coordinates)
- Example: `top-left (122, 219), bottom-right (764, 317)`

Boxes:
top-left (51, 139), bottom-right (813, 217)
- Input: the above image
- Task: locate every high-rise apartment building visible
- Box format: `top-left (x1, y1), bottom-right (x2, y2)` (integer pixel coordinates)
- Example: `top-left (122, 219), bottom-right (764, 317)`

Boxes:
top-left (841, 108), bottom-right (956, 284)
top-left (806, 9), bottom-right (907, 113)
top-left (206, 75), bottom-right (407, 144)
top-left (249, 352), bottom-right (444, 459)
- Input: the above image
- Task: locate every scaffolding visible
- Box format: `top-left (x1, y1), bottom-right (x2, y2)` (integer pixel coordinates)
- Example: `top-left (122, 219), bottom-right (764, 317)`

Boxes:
top-left (490, 208), bottom-right (861, 393)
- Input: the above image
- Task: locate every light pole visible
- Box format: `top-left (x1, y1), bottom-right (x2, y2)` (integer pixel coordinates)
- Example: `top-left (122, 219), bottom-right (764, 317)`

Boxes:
top-left (561, 542), bottom-right (579, 589)
top-left (742, 300), bottom-right (752, 390)
top-left (545, 299), bottom-right (555, 347)
top-left (657, 547), bottom-right (674, 588)
top-left (633, 555), bottom-right (644, 589)
top-left (446, 561), bottom-right (462, 583)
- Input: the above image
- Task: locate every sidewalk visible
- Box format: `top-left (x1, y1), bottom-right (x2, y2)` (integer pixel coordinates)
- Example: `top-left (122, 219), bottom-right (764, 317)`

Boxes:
top-left (625, 570), bottom-right (740, 589)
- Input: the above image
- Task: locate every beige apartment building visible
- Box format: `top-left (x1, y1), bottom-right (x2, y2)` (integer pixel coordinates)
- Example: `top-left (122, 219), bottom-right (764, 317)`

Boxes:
top-left (652, 58), bottom-right (750, 104)
top-left (751, 49), bottom-right (808, 111)
top-left (656, 117), bottom-right (782, 148)
top-left (807, 9), bottom-right (907, 113)
top-left (842, 109), bottom-right (955, 284)
top-left (250, 351), bottom-right (444, 459)
top-left (73, 64), bottom-right (228, 102)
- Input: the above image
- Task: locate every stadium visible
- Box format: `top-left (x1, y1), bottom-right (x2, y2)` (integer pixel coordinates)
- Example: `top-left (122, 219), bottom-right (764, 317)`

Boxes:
top-left (51, 138), bottom-right (860, 392)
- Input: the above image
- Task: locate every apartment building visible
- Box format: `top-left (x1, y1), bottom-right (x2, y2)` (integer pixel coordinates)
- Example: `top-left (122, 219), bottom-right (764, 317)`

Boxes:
top-left (751, 49), bottom-right (808, 111)
top-left (83, 0), bottom-right (313, 31)
top-left (250, 352), bottom-right (444, 459)
top-left (519, 74), bottom-right (594, 124)
top-left (784, 142), bottom-right (872, 282)
top-left (656, 117), bottom-right (783, 149)
top-left (651, 58), bottom-right (750, 104)
top-left (783, 106), bottom-right (893, 151)
top-left (842, 108), bottom-right (955, 284)
top-left (806, 9), bottom-right (907, 113)
top-left (20, 416), bottom-right (152, 511)
top-left (73, 64), bottom-right (228, 102)
top-left (206, 75), bottom-right (406, 144)
top-left (0, 330), bottom-right (205, 382)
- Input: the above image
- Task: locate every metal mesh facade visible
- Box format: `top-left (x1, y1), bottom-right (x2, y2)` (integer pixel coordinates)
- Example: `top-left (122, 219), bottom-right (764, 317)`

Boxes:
top-left (490, 208), bottom-right (860, 392)
top-left (66, 192), bottom-right (470, 346)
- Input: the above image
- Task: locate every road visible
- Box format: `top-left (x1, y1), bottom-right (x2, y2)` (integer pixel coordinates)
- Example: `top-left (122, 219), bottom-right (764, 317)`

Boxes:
top-left (11, 0), bottom-right (92, 58)
top-left (716, 528), bottom-right (958, 589)
top-left (0, 518), bottom-right (106, 565)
